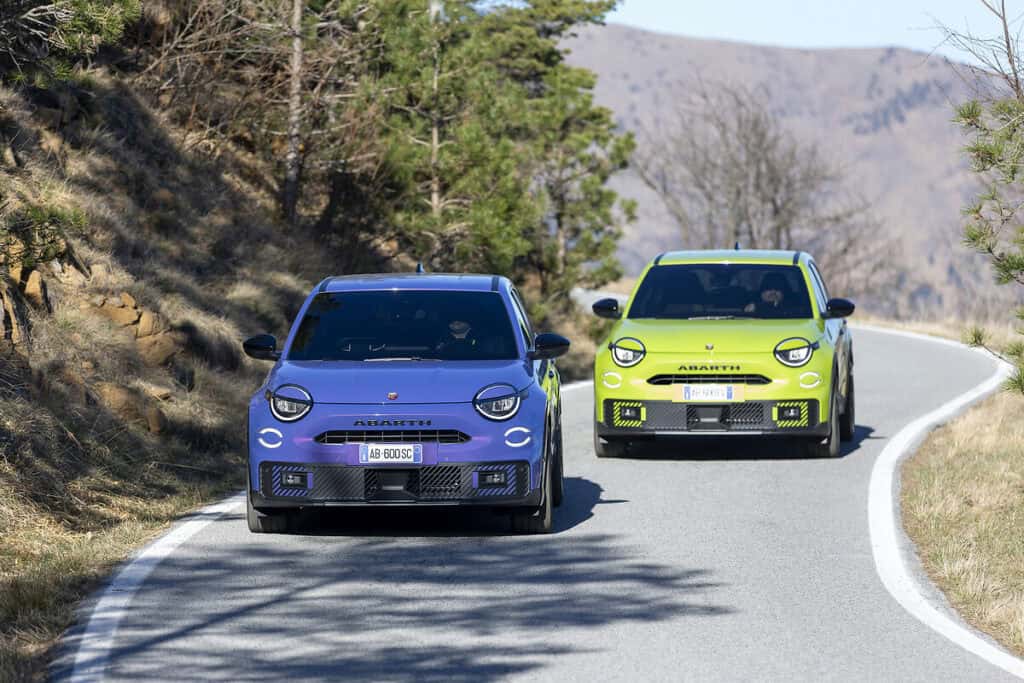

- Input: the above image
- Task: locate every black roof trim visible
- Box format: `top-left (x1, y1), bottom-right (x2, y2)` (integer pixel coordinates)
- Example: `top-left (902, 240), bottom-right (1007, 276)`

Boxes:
top-left (792, 251), bottom-right (801, 265)
top-left (653, 252), bottom-right (666, 266)
top-left (491, 275), bottom-right (500, 292)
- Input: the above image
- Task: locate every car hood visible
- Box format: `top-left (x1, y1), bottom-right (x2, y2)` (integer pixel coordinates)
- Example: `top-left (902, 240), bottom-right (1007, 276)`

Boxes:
top-left (266, 359), bottom-right (535, 404)
top-left (612, 318), bottom-right (825, 354)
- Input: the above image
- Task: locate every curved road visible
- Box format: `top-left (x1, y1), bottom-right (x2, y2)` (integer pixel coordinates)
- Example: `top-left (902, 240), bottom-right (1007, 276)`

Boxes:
top-left (56, 328), bottom-right (1017, 681)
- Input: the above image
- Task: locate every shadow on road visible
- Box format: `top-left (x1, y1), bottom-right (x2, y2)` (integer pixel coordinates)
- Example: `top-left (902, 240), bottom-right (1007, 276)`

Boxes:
top-left (81, 500), bottom-right (732, 682)
top-left (276, 476), bottom-right (621, 537)
top-left (614, 424), bottom-right (878, 461)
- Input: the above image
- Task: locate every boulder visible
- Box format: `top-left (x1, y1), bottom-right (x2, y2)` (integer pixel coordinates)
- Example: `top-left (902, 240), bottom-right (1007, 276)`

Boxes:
top-left (135, 310), bottom-right (167, 338)
top-left (120, 292), bottom-right (137, 309)
top-left (94, 382), bottom-right (140, 422)
top-left (97, 301), bottom-right (140, 326)
top-left (136, 330), bottom-right (185, 366)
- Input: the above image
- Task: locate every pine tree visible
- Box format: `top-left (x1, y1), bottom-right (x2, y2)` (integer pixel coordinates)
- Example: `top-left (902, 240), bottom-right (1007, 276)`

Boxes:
top-left (482, 0), bottom-right (634, 323)
top-left (0, 0), bottom-right (141, 84)
top-left (373, 1), bottom-right (537, 274)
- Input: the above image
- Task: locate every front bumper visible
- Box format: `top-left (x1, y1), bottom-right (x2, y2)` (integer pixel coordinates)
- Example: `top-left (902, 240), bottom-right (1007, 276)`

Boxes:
top-left (596, 398), bottom-right (828, 438)
top-left (251, 459), bottom-right (540, 508)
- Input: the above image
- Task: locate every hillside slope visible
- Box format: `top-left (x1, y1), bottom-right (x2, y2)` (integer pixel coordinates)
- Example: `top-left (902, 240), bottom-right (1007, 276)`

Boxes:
top-left (0, 70), bottom-right (400, 678)
top-left (565, 23), bottom-right (1009, 316)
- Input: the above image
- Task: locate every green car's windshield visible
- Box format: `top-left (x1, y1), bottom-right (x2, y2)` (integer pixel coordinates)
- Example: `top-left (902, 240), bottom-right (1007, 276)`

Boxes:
top-left (628, 264), bottom-right (814, 320)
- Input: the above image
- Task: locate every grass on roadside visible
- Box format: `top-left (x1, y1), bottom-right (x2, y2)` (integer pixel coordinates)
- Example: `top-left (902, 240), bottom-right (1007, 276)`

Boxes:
top-left (902, 390), bottom-right (1024, 656)
top-left (895, 317), bottom-right (1024, 658)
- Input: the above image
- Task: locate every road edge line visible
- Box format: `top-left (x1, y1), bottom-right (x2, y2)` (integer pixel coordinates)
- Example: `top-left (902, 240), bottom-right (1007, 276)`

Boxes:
top-left (68, 493), bottom-right (246, 683)
top-left (858, 323), bottom-right (1024, 678)
top-left (68, 380), bottom-right (594, 681)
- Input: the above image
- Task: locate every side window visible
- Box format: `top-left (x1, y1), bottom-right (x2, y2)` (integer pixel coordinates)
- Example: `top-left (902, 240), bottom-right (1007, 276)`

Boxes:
top-left (509, 289), bottom-right (534, 349)
top-left (806, 262), bottom-right (828, 313)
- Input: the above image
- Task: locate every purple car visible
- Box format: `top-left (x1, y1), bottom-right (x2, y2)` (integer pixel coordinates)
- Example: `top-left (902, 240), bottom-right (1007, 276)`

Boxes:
top-left (242, 273), bottom-right (570, 534)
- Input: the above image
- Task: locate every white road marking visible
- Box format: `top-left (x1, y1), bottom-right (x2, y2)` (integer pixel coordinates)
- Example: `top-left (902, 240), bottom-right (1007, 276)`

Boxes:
top-left (69, 494), bottom-right (246, 683)
top-left (858, 324), bottom-right (1024, 679)
top-left (68, 330), bottom-right (1024, 680)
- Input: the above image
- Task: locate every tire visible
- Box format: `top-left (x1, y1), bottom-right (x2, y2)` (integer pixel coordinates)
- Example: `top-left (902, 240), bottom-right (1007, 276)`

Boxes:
top-left (805, 389), bottom-right (841, 459)
top-left (246, 492), bottom-right (296, 534)
top-left (839, 372), bottom-right (856, 442)
top-left (551, 421), bottom-right (565, 508)
top-left (594, 429), bottom-right (627, 458)
top-left (512, 451), bottom-right (553, 534)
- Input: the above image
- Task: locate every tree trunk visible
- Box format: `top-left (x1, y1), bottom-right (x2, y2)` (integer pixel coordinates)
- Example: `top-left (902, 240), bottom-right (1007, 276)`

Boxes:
top-left (429, 2), bottom-right (442, 219)
top-left (282, 0), bottom-right (304, 225)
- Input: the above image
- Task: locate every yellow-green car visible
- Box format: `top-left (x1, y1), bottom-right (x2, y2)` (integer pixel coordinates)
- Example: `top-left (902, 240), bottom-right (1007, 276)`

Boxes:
top-left (591, 250), bottom-right (855, 458)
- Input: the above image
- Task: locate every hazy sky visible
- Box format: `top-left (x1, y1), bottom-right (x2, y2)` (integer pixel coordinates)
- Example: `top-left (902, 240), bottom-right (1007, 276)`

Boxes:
top-left (606, 1), bottom-right (1013, 61)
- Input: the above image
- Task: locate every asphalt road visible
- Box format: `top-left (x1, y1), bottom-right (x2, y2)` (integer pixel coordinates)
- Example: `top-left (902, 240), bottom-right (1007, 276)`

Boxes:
top-left (56, 328), bottom-right (1016, 681)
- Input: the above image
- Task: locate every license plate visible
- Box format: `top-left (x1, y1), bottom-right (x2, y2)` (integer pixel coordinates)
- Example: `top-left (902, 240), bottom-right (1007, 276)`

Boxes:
top-left (358, 443), bottom-right (423, 464)
top-left (681, 384), bottom-right (744, 402)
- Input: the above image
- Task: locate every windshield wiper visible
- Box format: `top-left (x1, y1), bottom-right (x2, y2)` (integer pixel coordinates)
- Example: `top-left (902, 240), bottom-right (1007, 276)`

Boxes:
top-left (684, 315), bottom-right (753, 320)
top-left (363, 356), bottom-right (439, 362)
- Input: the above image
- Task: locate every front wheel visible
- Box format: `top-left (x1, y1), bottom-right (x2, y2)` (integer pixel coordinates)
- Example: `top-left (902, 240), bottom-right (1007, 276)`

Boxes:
top-left (839, 373), bottom-right (856, 442)
top-left (512, 456), bottom-right (553, 534)
top-left (594, 430), bottom-right (627, 458)
top-left (804, 390), bottom-right (841, 459)
top-left (551, 422), bottom-right (564, 508)
top-left (246, 493), bottom-right (297, 534)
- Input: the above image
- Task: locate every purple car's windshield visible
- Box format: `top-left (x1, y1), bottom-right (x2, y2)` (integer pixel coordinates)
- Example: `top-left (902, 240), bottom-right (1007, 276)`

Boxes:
top-left (287, 291), bottom-right (519, 361)
top-left (628, 264), bottom-right (814, 320)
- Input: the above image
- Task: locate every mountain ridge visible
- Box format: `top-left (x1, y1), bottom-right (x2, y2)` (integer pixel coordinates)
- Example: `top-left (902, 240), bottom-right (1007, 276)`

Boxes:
top-left (564, 23), bottom-right (1013, 316)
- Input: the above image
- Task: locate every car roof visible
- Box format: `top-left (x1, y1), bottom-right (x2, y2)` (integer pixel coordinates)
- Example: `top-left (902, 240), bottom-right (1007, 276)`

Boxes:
top-left (652, 249), bottom-right (805, 267)
top-left (315, 273), bottom-right (509, 294)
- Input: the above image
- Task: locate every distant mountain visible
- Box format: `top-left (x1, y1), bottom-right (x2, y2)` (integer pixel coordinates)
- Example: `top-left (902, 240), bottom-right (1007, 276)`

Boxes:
top-left (564, 23), bottom-right (1017, 316)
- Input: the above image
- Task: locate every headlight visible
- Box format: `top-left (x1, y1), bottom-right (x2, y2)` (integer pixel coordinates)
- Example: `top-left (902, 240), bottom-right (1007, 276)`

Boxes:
top-left (269, 384), bottom-right (313, 422)
top-left (474, 384), bottom-right (522, 421)
top-left (774, 338), bottom-right (819, 368)
top-left (610, 337), bottom-right (646, 367)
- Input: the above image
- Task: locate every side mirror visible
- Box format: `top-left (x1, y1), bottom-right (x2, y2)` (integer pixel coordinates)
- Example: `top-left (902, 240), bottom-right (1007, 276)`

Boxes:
top-left (531, 333), bottom-right (571, 360)
top-left (592, 297), bottom-right (621, 320)
top-left (823, 298), bottom-right (855, 319)
top-left (243, 334), bottom-right (280, 361)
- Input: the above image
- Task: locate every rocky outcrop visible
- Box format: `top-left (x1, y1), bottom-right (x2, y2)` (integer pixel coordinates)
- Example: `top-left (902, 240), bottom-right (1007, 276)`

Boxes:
top-left (94, 381), bottom-right (168, 434)
top-left (91, 292), bottom-right (185, 366)
top-left (136, 331), bottom-right (186, 366)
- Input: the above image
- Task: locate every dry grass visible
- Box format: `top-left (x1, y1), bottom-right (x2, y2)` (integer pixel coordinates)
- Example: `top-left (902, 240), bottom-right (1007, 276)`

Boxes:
top-left (0, 67), bottom-right (387, 680)
top-left (902, 391), bottom-right (1024, 656)
top-left (890, 317), bottom-right (1024, 657)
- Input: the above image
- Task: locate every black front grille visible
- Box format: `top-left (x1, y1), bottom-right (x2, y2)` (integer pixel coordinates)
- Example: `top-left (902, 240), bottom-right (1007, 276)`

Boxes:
top-left (316, 430), bottom-right (471, 444)
top-left (259, 461), bottom-right (528, 502)
top-left (648, 374), bottom-right (772, 385)
top-left (686, 403), bottom-right (765, 430)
